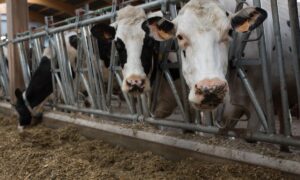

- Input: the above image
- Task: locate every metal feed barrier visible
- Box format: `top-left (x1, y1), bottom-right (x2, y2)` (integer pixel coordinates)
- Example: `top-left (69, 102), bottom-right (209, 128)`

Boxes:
top-left (0, 37), bottom-right (9, 100)
top-left (1, 0), bottom-right (300, 149)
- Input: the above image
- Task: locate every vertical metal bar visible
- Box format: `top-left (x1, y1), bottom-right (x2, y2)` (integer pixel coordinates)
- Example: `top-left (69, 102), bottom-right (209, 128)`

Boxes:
top-left (141, 93), bottom-right (150, 117)
top-left (0, 46), bottom-right (9, 97)
top-left (106, 42), bottom-right (116, 108)
top-left (115, 71), bottom-right (135, 114)
top-left (53, 33), bottom-right (71, 104)
top-left (253, 0), bottom-right (276, 133)
top-left (177, 48), bottom-right (191, 122)
top-left (287, 0), bottom-right (300, 119)
top-left (169, 2), bottom-right (191, 122)
top-left (86, 26), bottom-right (103, 109)
top-left (54, 33), bottom-right (75, 105)
top-left (164, 69), bottom-right (187, 120)
top-left (195, 110), bottom-right (201, 124)
top-left (136, 95), bottom-right (143, 115)
top-left (91, 36), bottom-right (107, 109)
top-left (237, 68), bottom-right (268, 131)
top-left (81, 27), bottom-right (99, 108)
top-left (150, 69), bottom-right (163, 114)
top-left (17, 42), bottom-right (31, 87)
top-left (271, 0), bottom-right (292, 137)
top-left (203, 112), bottom-right (213, 126)
top-left (32, 38), bottom-right (42, 67)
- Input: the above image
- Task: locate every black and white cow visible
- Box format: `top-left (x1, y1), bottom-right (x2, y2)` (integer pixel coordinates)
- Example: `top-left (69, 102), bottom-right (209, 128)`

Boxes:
top-left (91, 6), bottom-right (182, 118)
top-left (14, 31), bottom-right (79, 129)
top-left (91, 7), bottom-right (163, 95)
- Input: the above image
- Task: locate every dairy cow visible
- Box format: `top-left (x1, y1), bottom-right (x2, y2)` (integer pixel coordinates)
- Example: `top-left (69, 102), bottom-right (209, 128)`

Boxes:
top-left (14, 31), bottom-right (79, 129)
top-left (91, 6), bottom-right (182, 118)
top-left (143, 0), bottom-right (299, 138)
top-left (143, 0), bottom-right (267, 110)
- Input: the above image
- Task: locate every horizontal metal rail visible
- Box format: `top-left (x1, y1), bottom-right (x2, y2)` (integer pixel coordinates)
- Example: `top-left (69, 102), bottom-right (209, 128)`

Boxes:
top-left (54, 103), bottom-right (300, 148)
top-left (12, 0), bottom-right (184, 43)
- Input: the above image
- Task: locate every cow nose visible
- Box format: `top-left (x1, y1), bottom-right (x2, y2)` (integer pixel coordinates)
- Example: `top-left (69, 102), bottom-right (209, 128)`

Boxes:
top-left (124, 75), bottom-right (146, 93)
top-left (193, 78), bottom-right (228, 109)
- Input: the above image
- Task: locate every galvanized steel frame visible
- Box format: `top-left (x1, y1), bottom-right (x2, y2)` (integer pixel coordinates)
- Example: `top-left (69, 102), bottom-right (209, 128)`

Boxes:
top-left (1, 0), bottom-right (300, 149)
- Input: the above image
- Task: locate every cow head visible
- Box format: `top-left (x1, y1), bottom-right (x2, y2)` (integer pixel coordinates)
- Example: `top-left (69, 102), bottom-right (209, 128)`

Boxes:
top-left (15, 88), bottom-right (32, 126)
top-left (91, 6), bottom-right (159, 95)
top-left (142, 0), bottom-right (267, 110)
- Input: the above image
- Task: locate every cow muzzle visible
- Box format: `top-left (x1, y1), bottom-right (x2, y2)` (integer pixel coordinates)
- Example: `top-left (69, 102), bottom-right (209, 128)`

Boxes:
top-left (190, 78), bottom-right (228, 110)
top-left (122, 74), bottom-right (150, 95)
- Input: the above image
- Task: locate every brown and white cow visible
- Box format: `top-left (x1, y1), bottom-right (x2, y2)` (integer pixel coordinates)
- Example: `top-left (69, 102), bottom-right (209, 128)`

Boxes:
top-left (143, 0), bottom-right (299, 139)
top-left (143, 0), bottom-right (267, 111)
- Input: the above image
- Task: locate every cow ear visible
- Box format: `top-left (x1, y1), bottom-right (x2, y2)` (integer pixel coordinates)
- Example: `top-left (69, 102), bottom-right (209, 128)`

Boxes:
top-left (142, 16), bottom-right (175, 41)
top-left (91, 23), bottom-right (116, 41)
top-left (231, 7), bottom-right (267, 33)
top-left (15, 88), bottom-right (23, 100)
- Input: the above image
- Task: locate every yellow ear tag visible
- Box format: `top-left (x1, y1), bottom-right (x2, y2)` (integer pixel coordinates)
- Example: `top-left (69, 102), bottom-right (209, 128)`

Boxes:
top-left (237, 20), bottom-right (250, 33)
top-left (158, 29), bottom-right (173, 40)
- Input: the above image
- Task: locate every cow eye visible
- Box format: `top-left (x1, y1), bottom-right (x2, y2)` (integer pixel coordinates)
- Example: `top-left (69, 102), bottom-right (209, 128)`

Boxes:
top-left (177, 35), bottom-right (183, 40)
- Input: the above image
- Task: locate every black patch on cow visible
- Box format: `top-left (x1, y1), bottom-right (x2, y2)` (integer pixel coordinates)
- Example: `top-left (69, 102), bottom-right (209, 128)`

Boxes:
top-left (14, 56), bottom-right (53, 126)
top-left (289, 46), bottom-right (292, 52)
top-left (169, 67), bottom-right (180, 81)
top-left (242, 52), bottom-right (245, 57)
top-left (91, 23), bottom-right (116, 41)
top-left (15, 88), bottom-right (32, 126)
top-left (115, 38), bottom-right (128, 68)
top-left (287, 20), bottom-right (291, 27)
top-left (69, 35), bottom-right (78, 50)
top-left (141, 36), bottom-right (159, 75)
top-left (26, 56), bottom-right (53, 108)
top-left (226, 11), bottom-right (229, 17)
top-left (97, 39), bottom-right (112, 68)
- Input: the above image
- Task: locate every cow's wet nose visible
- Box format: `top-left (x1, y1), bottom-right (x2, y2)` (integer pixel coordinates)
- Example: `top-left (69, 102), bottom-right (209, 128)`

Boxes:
top-left (124, 75), bottom-right (146, 94)
top-left (193, 78), bottom-right (228, 109)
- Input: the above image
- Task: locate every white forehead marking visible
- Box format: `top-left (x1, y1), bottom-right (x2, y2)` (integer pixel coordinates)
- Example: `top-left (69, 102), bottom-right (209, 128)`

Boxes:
top-left (116, 5), bottom-right (146, 26)
top-left (115, 6), bottom-right (147, 77)
top-left (177, 0), bottom-right (230, 35)
top-left (173, 0), bottom-right (230, 90)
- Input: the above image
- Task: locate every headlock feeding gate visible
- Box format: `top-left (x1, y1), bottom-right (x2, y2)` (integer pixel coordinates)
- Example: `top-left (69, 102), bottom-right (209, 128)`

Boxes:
top-left (1, 0), bottom-right (300, 151)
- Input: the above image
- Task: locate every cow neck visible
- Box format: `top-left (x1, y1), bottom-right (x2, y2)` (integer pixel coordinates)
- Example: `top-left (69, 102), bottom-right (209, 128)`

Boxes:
top-left (22, 91), bottom-right (35, 115)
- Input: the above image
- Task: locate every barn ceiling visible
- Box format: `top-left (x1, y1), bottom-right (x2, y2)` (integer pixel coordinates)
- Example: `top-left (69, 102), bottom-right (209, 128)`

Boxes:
top-left (0, 0), bottom-right (143, 23)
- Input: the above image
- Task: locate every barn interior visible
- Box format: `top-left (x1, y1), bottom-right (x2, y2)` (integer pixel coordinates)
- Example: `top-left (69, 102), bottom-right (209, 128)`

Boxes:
top-left (0, 0), bottom-right (300, 179)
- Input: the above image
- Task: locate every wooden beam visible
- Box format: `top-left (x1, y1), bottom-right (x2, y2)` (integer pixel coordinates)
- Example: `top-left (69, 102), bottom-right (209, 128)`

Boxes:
top-left (75, 0), bottom-right (95, 8)
top-left (0, 3), bottom-right (45, 24)
top-left (28, 0), bottom-right (75, 16)
top-left (29, 11), bottom-right (45, 24)
top-left (6, 0), bottom-right (29, 103)
top-left (52, 11), bottom-right (65, 17)
top-left (0, 0), bottom-right (76, 15)
top-left (38, 7), bottom-right (49, 13)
